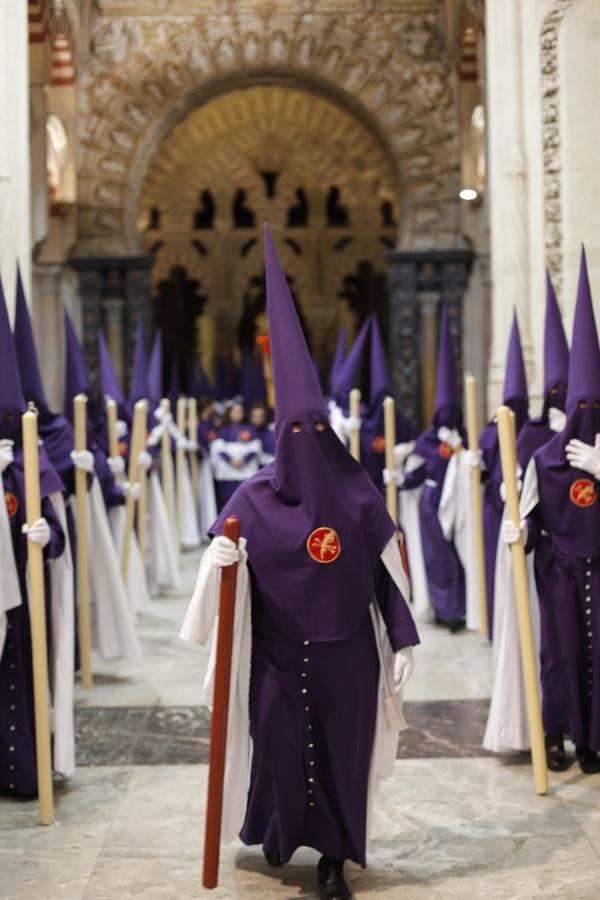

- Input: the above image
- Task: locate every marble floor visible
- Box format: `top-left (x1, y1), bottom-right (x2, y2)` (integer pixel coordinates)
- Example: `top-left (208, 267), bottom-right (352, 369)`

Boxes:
top-left (2, 548), bottom-right (600, 900)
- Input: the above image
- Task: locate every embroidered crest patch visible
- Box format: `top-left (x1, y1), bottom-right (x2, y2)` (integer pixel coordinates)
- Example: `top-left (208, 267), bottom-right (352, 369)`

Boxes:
top-left (307, 527), bottom-right (341, 564)
top-left (438, 442), bottom-right (454, 459)
top-left (570, 479), bottom-right (597, 508)
top-left (4, 492), bottom-right (18, 519)
top-left (372, 435), bottom-right (386, 453)
top-left (239, 430), bottom-right (252, 442)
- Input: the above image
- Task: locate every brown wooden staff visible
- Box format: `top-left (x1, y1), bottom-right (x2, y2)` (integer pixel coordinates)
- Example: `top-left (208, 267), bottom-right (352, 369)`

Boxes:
top-left (349, 388), bottom-right (361, 462)
top-left (203, 515), bottom-right (241, 890)
top-left (465, 375), bottom-right (489, 638)
top-left (160, 398), bottom-right (175, 532)
top-left (176, 396), bottom-right (187, 549)
top-left (497, 405), bottom-right (548, 795)
top-left (121, 401), bottom-right (145, 579)
top-left (136, 401), bottom-right (149, 567)
top-left (22, 410), bottom-right (54, 825)
top-left (106, 398), bottom-right (120, 472)
top-left (188, 398), bottom-right (199, 515)
top-left (383, 395), bottom-right (398, 523)
top-left (74, 394), bottom-right (92, 690)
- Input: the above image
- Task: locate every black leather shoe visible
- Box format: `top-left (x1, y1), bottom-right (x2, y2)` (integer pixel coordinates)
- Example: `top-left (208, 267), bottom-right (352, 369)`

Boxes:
top-left (576, 746), bottom-right (600, 775)
top-left (263, 848), bottom-right (283, 867)
top-left (545, 733), bottom-right (570, 772)
top-left (447, 618), bottom-right (466, 634)
top-left (317, 857), bottom-right (352, 900)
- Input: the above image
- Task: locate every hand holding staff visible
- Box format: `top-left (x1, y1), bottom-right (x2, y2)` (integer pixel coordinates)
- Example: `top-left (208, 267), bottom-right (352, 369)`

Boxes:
top-left (497, 405), bottom-right (548, 795)
top-left (349, 388), bottom-right (361, 462)
top-left (383, 395), bottom-right (398, 523)
top-left (465, 376), bottom-right (489, 638)
top-left (74, 394), bottom-right (92, 690)
top-left (203, 516), bottom-right (241, 889)
top-left (22, 410), bottom-right (54, 825)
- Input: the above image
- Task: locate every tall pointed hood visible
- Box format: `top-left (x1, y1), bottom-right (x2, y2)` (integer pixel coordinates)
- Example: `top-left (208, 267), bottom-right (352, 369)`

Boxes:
top-left (63, 310), bottom-right (92, 422)
top-left (332, 315), bottom-right (371, 401)
top-left (503, 310), bottom-right (529, 405)
top-left (98, 332), bottom-right (127, 420)
top-left (264, 224), bottom-right (326, 423)
top-left (147, 331), bottom-right (163, 406)
top-left (328, 325), bottom-right (347, 392)
top-left (434, 301), bottom-right (460, 420)
top-left (129, 321), bottom-right (148, 407)
top-left (0, 275), bottom-right (26, 415)
top-left (369, 314), bottom-right (392, 404)
top-left (543, 271), bottom-right (569, 394)
top-left (566, 247), bottom-right (600, 410)
top-left (13, 264), bottom-right (48, 409)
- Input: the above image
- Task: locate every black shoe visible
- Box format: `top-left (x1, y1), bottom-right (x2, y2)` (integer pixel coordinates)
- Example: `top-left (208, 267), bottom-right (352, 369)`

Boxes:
top-left (263, 848), bottom-right (283, 867)
top-left (576, 746), bottom-right (600, 775)
top-left (317, 857), bottom-right (352, 900)
top-left (545, 733), bottom-right (570, 772)
top-left (447, 618), bottom-right (466, 634)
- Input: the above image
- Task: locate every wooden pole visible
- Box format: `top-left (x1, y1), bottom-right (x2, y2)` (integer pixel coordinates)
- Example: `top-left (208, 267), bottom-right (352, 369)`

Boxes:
top-left (383, 395), bottom-right (398, 523)
top-left (203, 516), bottom-right (241, 890)
top-left (136, 401), bottom-right (149, 568)
top-left (465, 375), bottom-right (489, 638)
top-left (106, 398), bottom-right (120, 467)
top-left (176, 396), bottom-right (187, 549)
top-left (160, 398), bottom-right (175, 534)
top-left (121, 402), bottom-right (144, 579)
top-left (188, 398), bottom-right (199, 515)
top-left (22, 411), bottom-right (54, 825)
top-left (74, 394), bottom-right (93, 690)
top-left (497, 405), bottom-right (548, 796)
top-left (349, 388), bottom-right (361, 462)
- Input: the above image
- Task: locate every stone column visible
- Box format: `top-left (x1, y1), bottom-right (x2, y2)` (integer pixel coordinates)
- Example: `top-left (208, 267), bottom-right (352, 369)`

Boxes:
top-left (419, 293), bottom-right (440, 425)
top-left (103, 298), bottom-right (125, 385)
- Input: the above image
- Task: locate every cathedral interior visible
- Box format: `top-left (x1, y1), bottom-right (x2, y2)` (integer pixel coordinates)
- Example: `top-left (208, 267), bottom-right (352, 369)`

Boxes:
top-left (2, 1), bottom-right (600, 899)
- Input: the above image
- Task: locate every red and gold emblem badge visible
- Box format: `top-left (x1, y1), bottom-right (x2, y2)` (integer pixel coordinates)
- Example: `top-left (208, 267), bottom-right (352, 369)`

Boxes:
top-left (239, 430), bottom-right (252, 442)
top-left (307, 527), bottom-right (341, 564)
top-left (4, 492), bottom-right (18, 519)
top-left (372, 435), bottom-right (386, 454)
top-left (570, 479), bottom-right (597, 508)
top-left (439, 442), bottom-right (454, 460)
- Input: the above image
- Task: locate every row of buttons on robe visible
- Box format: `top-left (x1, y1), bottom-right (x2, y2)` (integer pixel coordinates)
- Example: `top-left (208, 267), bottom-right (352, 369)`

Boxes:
top-left (5, 621), bottom-right (18, 790)
top-left (585, 559), bottom-right (594, 699)
top-left (302, 640), bottom-right (316, 807)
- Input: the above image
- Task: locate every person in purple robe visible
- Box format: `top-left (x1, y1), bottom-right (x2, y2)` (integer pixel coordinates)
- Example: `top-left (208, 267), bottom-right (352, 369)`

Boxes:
top-left (479, 311), bottom-right (529, 637)
top-left (0, 278), bottom-right (66, 796)
top-left (504, 249), bottom-right (600, 774)
top-left (516, 273), bottom-right (569, 471)
top-left (63, 311), bottom-right (124, 512)
top-left (188, 357), bottom-right (214, 401)
top-left (181, 226), bottom-right (419, 900)
top-left (210, 399), bottom-right (261, 511)
top-left (401, 302), bottom-right (466, 631)
top-left (328, 316), bottom-right (371, 445)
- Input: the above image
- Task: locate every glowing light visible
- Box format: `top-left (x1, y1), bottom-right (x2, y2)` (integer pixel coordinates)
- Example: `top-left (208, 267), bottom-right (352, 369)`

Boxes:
top-left (459, 188), bottom-right (478, 201)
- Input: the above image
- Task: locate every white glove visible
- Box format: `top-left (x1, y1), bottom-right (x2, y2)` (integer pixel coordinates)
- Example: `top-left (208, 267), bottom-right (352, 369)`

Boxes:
top-left (209, 535), bottom-right (247, 568)
top-left (70, 449), bottom-right (95, 473)
top-left (502, 518), bottom-right (527, 546)
top-left (22, 517), bottom-right (51, 547)
top-left (138, 451), bottom-right (153, 471)
top-left (499, 466), bottom-right (523, 502)
top-left (393, 647), bottom-right (414, 690)
top-left (463, 449), bottom-right (482, 469)
top-left (345, 416), bottom-right (361, 433)
top-left (548, 407), bottom-right (567, 434)
top-left (566, 435), bottom-right (600, 478)
top-left (147, 424), bottom-right (164, 447)
top-left (122, 481), bottom-right (141, 501)
top-left (0, 439), bottom-right (14, 473)
top-left (437, 427), bottom-right (462, 449)
top-left (393, 441), bottom-right (416, 467)
top-left (107, 455), bottom-right (126, 476)
top-left (383, 467), bottom-right (404, 487)
top-left (116, 419), bottom-right (128, 439)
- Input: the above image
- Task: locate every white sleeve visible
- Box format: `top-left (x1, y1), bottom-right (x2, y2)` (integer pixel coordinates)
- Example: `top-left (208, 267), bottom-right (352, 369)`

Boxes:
top-left (519, 458), bottom-right (540, 520)
top-left (380, 534), bottom-right (411, 605)
top-left (180, 548), bottom-right (221, 645)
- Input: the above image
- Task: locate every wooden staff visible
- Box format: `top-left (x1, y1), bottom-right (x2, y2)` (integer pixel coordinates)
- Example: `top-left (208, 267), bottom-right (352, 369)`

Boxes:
top-left (106, 398), bottom-right (120, 470)
top-left (188, 398), bottom-right (199, 515)
top-left (160, 398), bottom-right (175, 532)
top-left (176, 396), bottom-right (187, 549)
top-left (22, 410), bottom-right (54, 825)
top-left (136, 401), bottom-right (149, 568)
top-left (497, 405), bottom-right (548, 795)
top-left (121, 402), bottom-right (144, 579)
top-left (465, 375), bottom-right (489, 638)
top-left (203, 515), bottom-right (241, 889)
top-left (349, 388), bottom-right (361, 462)
top-left (383, 395), bottom-right (398, 523)
top-left (74, 394), bottom-right (92, 690)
